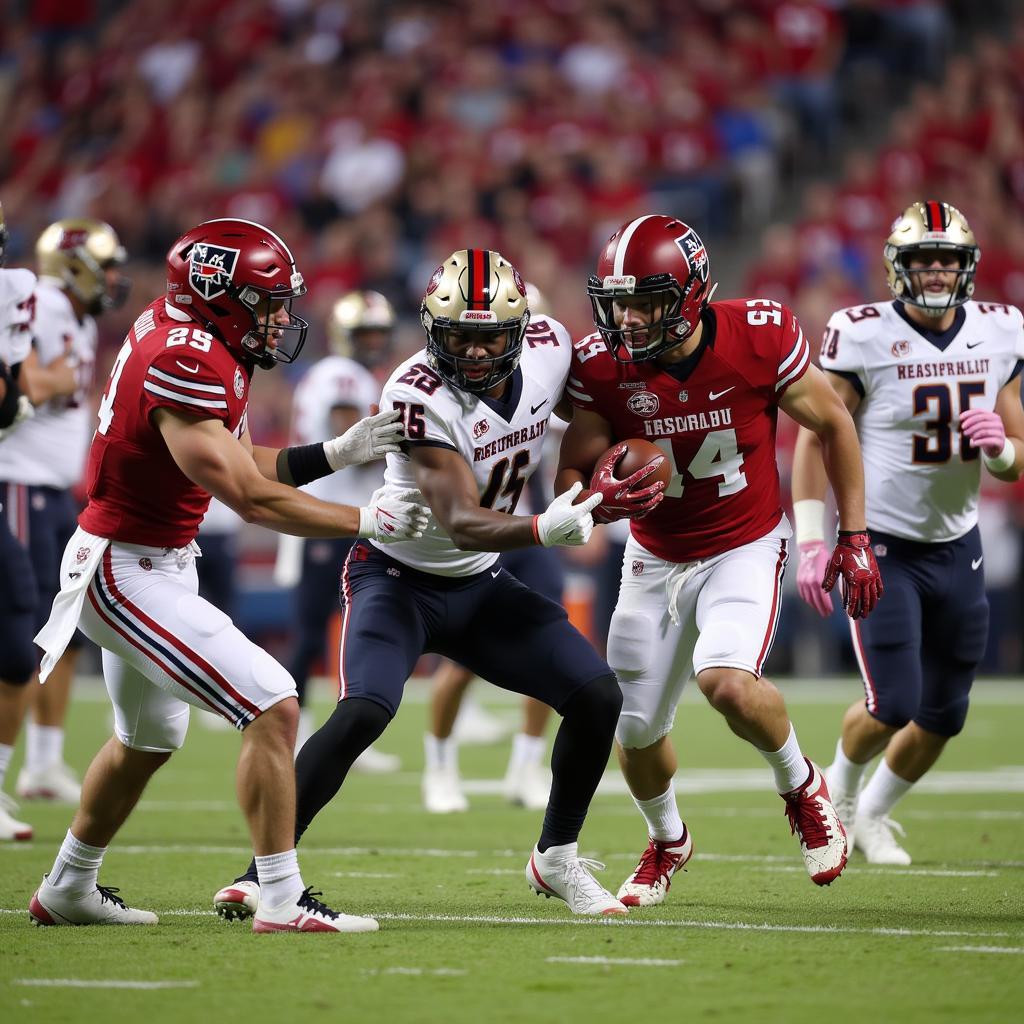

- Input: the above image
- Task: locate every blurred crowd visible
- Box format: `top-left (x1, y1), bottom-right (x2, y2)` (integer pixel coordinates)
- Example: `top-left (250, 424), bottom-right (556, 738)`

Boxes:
top-left (2, 0), bottom-right (1022, 672)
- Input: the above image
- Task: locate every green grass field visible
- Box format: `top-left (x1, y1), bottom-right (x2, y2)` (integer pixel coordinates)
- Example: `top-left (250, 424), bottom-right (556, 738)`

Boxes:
top-left (2, 679), bottom-right (1022, 1024)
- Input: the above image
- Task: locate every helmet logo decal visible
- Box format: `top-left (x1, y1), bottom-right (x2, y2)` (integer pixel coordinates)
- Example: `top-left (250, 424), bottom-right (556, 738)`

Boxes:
top-left (627, 391), bottom-right (660, 417)
top-left (58, 228), bottom-right (89, 251)
top-left (188, 243), bottom-right (240, 300)
top-left (674, 227), bottom-right (709, 283)
top-left (511, 266), bottom-right (527, 297)
top-left (425, 265), bottom-right (444, 295)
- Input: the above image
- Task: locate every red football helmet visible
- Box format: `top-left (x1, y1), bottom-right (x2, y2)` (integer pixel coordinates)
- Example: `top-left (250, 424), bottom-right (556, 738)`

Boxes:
top-left (588, 215), bottom-right (714, 362)
top-left (165, 219), bottom-right (308, 370)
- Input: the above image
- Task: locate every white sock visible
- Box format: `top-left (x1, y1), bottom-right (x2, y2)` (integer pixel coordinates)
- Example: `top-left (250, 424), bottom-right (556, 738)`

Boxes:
top-left (761, 725), bottom-right (810, 793)
top-left (424, 733), bottom-right (457, 772)
top-left (0, 742), bottom-right (13, 790)
top-left (857, 759), bottom-right (913, 819)
top-left (47, 829), bottom-right (106, 895)
top-left (26, 724), bottom-right (64, 772)
top-left (254, 849), bottom-right (304, 908)
top-left (508, 733), bottom-right (545, 770)
top-left (632, 785), bottom-right (685, 843)
top-left (829, 737), bottom-right (869, 796)
top-left (536, 840), bottom-right (577, 861)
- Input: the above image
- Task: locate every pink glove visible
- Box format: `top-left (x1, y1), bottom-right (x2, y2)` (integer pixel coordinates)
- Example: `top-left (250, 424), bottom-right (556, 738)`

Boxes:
top-left (796, 540), bottom-right (833, 617)
top-left (959, 408), bottom-right (1006, 457)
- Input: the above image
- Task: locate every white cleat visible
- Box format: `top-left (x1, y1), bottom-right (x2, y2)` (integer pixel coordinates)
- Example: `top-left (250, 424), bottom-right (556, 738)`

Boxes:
top-left (252, 886), bottom-right (379, 933)
top-left (16, 762), bottom-right (82, 803)
top-left (214, 879), bottom-right (260, 921)
top-left (452, 699), bottom-right (511, 745)
top-left (782, 758), bottom-right (848, 886)
top-left (854, 814), bottom-right (912, 865)
top-left (823, 763), bottom-right (858, 853)
top-left (526, 844), bottom-right (628, 917)
top-left (352, 744), bottom-right (401, 774)
top-left (0, 792), bottom-right (33, 841)
top-left (617, 826), bottom-right (694, 907)
top-left (503, 761), bottom-right (551, 811)
top-left (422, 766), bottom-right (469, 814)
top-left (29, 875), bottom-right (158, 926)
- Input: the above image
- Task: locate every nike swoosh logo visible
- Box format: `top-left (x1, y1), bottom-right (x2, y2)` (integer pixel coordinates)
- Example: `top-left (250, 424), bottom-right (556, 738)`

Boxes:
top-left (176, 360), bottom-right (201, 373)
top-left (708, 386), bottom-right (735, 401)
top-left (966, 340), bottom-right (984, 349)
top-left (491, 569), bottom-right (501, 578)
top-left (531, 400), bottom-right (547, 415)
top-left (852, 551), bottom-right (870, 571)
top-left (971, 557), bottom-right (983, 570)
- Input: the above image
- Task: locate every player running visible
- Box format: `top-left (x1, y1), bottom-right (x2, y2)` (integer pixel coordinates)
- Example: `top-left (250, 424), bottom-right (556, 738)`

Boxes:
top-left (28, 218), bottom-right (427, 932)
top-left (556, 214), bottom-right (882, 906)
top-left (793, 200), bottom-right (1024, 864)
top-left (215, 248), bottom-right (629, 921)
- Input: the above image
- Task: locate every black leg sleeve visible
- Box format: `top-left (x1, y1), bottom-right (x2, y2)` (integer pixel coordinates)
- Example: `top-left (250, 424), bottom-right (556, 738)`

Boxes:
top-left (538, 673), bottom-right (622, 853)
top-left (235, 697), bottom-right (392, 884)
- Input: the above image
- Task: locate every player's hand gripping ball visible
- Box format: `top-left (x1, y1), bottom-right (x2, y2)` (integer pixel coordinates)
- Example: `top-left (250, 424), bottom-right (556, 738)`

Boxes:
top-left (577, 438), bottom-right (669, 524)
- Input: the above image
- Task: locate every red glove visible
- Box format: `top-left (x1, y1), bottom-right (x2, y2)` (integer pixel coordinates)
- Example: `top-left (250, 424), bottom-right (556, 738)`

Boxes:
top-left (584, 442), bottom-right (666, 524)
top-left (821, 531), bottom-right (884, 620)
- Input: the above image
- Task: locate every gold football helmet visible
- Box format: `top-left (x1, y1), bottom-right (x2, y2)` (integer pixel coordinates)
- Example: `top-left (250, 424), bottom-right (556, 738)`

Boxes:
top-left (421, 248), bottom-right (529, 392)
top-left (328, 290), bottom-right (396, 368)
top-left (883, 201), bottom-right (980, 316)
top-left (36, 219), bottom-right (129, 314)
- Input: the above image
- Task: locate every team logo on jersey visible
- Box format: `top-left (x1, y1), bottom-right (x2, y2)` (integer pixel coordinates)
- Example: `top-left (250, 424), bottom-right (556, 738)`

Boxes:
top-left (75, 547), bottom-right (91, 564)
top-left (873, 544), bottom-right (887, 558)
top-left (627, 391), bottom-right (660, 417)
top-left (139, 557), bottom-right (153, 571)
top-left (31, 492), bottom-right (46, 511)
top-left (473, 419), bottom-right (490, 440)
top-left (631, 560), bottom-right (644, 576)
top-left (673, 227), bottom-right (709, 283)
top-left (233, 367), bottom-right (245, 399)
top-left (678, 390), bottom-right (688, 402)
top-left (188, 243), bottom-right (240, 301)
top-left (891, 341), bottom-right (911, 358)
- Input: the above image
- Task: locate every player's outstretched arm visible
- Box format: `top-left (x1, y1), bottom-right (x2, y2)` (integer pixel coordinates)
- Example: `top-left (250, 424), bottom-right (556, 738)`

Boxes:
top-left (959, 376), bottom-right (1024, 483)
top-left (155, 409), bottom-right (426, 541)
top-left (554, 407), bottom-right (615, 494)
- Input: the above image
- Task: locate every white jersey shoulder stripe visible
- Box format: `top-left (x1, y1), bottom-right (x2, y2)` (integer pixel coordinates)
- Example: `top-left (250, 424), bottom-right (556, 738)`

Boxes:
top-left (613, 216), bottom-right (658, 276)
top-left (143, 381), bottom-right (228, 409)
top-left (147, 366), bottom-right (226, 394)
top-left (567, 384), bottom-right (593, 402)
top-left (777, 328), bottom-right (806, 374)
top-left (775, 334), bottom-right (809, 392)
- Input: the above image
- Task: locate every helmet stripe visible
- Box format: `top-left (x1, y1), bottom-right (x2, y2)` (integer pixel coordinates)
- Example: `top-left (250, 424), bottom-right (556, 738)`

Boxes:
top-left (925, 201), bottom-right (946, 232)
top-left (612, 215), bottom-right (657, 277)
top-left (467, 248), bottom-right (489, 310)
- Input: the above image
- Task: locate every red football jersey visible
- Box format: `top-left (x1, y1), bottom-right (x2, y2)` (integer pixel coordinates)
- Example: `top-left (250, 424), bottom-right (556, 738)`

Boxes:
top-left (79, 298), bottom-right (251, 547)
top-left (569, 298), bottom-right (810, 561)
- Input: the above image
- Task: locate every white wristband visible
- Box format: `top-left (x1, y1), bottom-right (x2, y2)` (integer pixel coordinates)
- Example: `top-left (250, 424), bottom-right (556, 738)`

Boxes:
top-left (983, 437), bottom-right (1015, 474)
top-left (793, 499), bottom-right (826, 544)
top-left (357, 506), bottom-right (373, 538)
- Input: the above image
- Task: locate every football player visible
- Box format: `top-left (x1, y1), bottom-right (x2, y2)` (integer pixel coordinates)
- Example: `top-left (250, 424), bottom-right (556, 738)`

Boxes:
top-left (793, 200), bottom-right (1024, 864)
top-left (277, 290), bottom-right (401, 771)
top-left (0, 200), bottom-right (40, 842)
top-left (0, 220), bottom-right (128, 807)
top-left (28, 218), bottom-right (427, 932)
top-left (215, 248), bottom-right (629, 921)
top-left (557, 214), bottom-right (882, 906)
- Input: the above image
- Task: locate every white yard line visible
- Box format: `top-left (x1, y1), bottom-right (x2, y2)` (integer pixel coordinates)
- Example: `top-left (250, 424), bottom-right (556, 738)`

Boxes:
top-left (937, 946), bottom-right (1024, 955)
top-left (360, 967), bottom-right (467, 976)
top-left (13, 979), bottom-right (199, 990)
top-left (547, 956), bottom-right (683, 967)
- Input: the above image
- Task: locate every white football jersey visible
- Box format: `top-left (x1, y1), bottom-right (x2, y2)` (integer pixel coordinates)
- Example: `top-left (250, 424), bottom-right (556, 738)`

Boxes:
top-left (820, 299), bottom-right (1024, 542)
top-left (372, 315), bottom-right (572, 575)
top-left (290, 354), bottom-right (382, 507)
top-left (0, 266), bottom-right (35, 366)
top-left (0, 277), bottom-right (96, 488)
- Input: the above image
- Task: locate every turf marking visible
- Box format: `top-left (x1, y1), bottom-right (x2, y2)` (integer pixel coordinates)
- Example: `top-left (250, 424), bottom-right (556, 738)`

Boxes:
top-left (547, 956), bottom-right (683, 966)
top-left (937, 946), bottom-right (1024, 955)
top-left (359, 967), bottom-right (468, 976)
top-left (13, 979), bottom-right (199, 989)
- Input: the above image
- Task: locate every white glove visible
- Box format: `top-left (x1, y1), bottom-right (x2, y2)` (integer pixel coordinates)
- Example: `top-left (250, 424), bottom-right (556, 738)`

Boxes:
top-left (0, 395), bottom-right (34, 442)
top-left (533, 481), bottom-right (603, 547)
top-left (358, 487), bottom-right (430, 543)
top-left (324, 408), bottom-right (404, 470)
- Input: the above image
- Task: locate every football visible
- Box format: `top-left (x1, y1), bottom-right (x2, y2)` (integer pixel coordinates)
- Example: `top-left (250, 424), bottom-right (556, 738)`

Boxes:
top-left (596, 437), bottom-right (672, 488)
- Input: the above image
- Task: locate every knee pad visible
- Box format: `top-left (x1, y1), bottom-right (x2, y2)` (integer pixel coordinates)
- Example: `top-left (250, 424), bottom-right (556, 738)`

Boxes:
top-left (950, 600), bottom-right (989, 667)
top-left (693, 619), bottom-right (747, 673)
top-left (564, 673), bottom-right (622, 730)
top-left (865, 688), bottom-right (916, 730)
top-left (607, 609), bottom-right (654, 676)
top-left (115, 704), bottom-right (190, 753)
top-left (916, 694), bottom-right (970, 738)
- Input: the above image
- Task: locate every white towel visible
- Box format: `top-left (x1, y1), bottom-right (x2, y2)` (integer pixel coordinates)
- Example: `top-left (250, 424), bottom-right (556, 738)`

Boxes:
top-left (34, 527), bottom-right (110, 682)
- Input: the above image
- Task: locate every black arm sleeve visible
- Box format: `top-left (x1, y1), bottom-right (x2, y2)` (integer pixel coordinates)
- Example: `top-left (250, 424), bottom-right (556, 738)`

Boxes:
top-left (0, 361), bottom-right (22, 428)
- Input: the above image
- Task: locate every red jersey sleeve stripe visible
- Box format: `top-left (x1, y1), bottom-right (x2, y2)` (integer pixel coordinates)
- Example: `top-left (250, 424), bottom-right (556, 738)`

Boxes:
top-left (147, 366), bottom-right (226, 394)
top-left (143, 381), bottom-right (229, 409)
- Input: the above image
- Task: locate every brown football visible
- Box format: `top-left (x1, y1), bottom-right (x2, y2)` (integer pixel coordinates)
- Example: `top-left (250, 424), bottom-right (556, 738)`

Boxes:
top-left (596, 437), bottom-right (672, 488)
